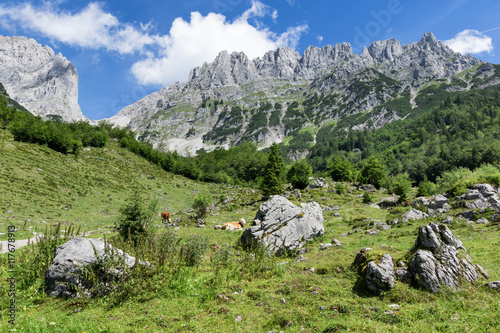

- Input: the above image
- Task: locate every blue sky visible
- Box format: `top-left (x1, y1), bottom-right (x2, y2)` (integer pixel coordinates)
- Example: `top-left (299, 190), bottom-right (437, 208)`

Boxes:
top-left (1, 0), bottom-right (499, 120)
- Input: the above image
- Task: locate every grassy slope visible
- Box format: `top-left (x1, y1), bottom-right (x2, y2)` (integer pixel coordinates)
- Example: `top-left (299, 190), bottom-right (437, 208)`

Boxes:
top-left (1, 129), bottom-right (499, 332)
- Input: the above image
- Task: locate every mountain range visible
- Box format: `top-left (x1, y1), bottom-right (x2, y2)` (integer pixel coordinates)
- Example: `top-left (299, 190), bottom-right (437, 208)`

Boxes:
top-left (2, 33), bottom-right (500, 159)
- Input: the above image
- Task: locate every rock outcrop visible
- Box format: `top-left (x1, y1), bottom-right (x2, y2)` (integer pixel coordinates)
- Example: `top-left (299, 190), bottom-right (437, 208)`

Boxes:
top-left (353, 248), bottom-right (395, 294)
top-left (0, 35), bottom-right (85, 122)
top-left (240, 195), bottom-right (324, 254)
top-left (366, 254), bottom-right (395, 294)
top-left (405, 223), bottom-right (489, 292)
top-left (45, 238), bottom-right (138, 298)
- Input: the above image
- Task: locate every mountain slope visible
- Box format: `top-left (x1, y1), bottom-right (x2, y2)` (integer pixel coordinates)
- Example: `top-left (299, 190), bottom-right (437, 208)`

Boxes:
top-left (107, 33), bottom-right (483, 157)
top-left (0, 35), bottom-right (86, 122)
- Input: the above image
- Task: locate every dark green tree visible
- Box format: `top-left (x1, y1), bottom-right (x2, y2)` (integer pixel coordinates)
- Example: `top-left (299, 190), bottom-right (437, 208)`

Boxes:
top-left (360, 155), bottom-right (385, 188)
top-left (328, 156), bottom-right (355, 182)
top-left (260, 142), bottom-right (286, 197)
top-left (287, 159), bottom-right (313, 189)
top-left (116, 193), bottom-right (158, 242)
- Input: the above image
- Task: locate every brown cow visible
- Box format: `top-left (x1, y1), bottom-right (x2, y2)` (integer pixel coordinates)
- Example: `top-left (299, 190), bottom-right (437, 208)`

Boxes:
top-left (221, 218), bottom-right (246, 231)
top-left (159, 211), bottom-right (171, 223)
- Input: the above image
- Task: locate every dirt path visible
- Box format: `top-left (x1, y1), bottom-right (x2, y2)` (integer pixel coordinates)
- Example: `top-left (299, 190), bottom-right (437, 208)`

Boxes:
top-left (0, 238), bottom-right (39, 254)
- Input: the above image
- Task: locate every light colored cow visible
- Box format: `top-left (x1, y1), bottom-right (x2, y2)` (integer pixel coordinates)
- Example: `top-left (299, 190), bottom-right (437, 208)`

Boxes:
top-left (221, 218), bottom-right (246, 231)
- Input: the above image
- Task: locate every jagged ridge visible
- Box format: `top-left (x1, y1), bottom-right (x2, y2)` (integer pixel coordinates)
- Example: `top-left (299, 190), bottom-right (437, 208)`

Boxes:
top-left (107, 33), bottom-right (484, 157)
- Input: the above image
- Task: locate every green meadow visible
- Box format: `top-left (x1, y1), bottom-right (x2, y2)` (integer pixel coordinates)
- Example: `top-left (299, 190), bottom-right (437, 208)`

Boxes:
top-left (1, 128), bottom-right (499, 332)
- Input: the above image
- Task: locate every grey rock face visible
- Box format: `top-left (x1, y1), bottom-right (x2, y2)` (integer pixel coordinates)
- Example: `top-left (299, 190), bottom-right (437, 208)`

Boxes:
top-left (408, 223), bottom-right (488, 292)
top-left (0, 36), bottom-right (85, 122)
top-left (45, 238), bottom-right (137, 298)
top-left (366, 254), bottom-right (395, 293)
top-left (240, 195), bottom-right (324, 254)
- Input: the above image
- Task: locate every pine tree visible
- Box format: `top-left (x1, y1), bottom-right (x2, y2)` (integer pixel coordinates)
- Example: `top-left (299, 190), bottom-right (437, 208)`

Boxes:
top-left (260, 143), bottom-right (285, 197)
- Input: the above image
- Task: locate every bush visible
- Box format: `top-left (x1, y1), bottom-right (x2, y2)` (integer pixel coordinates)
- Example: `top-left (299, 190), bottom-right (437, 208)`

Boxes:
top-left (393, 173), bottom-right (413, 203)
top-left (362, 191), bottom-right (372, 204)
top-left (417, 176), bottom-right (437, 197)
top-left (287, 159), bottom-right (312, 189)
top-left (335, 182), bottom-right (346, 194)
top-left (193, 192), bottom-right (212, 218)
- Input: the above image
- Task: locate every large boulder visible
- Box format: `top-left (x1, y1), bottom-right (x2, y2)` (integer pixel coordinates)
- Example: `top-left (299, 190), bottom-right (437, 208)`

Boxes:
top-left (45, 238), bottom-right (138, 298)
top-left (240, 195), bottom-right (324, 254)
top-left (405, 223), bottom-right (489, 292)
top-left (353, 248), bottom-right (395, 294)
top-left (366, 254), bottom-right (395, 293)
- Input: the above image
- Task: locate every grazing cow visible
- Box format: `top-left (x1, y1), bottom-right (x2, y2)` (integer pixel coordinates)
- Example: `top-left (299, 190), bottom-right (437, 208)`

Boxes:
top-left (221, 218), bottom-right (246, 231)
top-left (159, 211), bottom-right (171, 223)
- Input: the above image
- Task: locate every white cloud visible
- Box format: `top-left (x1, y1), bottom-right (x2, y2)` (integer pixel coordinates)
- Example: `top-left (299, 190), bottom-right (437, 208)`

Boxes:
top-left (131, 3), bottom-right (308, 86)
top-left (317, 35), bottom-right (324, 44)
top-left (445, 29), bottom-right (493, 54)
top-left (0, 2), bottom-right (155, 54)
top-left (0, 0), bottom-right (308, 87)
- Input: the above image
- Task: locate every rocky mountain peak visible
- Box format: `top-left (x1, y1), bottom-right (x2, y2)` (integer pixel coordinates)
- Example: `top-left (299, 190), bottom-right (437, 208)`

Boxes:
top-left (108, 33), bottom-right (485, 156)
top-left (367, 38), bottom-right (403, 63)
top-left (0, 35), bottom-right (85, 122)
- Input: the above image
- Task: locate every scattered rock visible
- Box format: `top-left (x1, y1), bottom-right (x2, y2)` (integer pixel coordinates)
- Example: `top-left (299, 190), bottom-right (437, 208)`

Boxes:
top-left (402, 208), bottom-right (429, 222)
top-left (442, 216), bottom-right (454, 224)
top-left (484, 281), bottom-right (500, 290)
top-left (240, 195), bottom-right (324, 255)
top-left (308, 178), bottom-right (329, 189)
top-left (358, 184), bottom-right (376, 192)
top-left (476, 218), bottom-right (489, 224)
top-left (45, 238), bottom-right (142, 298)
top-left (294, 255), bottom-right (307, 263)
top-left (320, 243), bottom-right (332, 250)
top-left (365, 254), bottom-right (395, 294)
top-left (376, 196), bottom-right (399, 208)
top-left (408, 222), bottom-right (489, 292)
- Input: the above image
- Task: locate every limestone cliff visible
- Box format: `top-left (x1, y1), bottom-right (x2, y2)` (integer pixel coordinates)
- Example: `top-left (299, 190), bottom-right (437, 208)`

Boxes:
top-left (0, 36), bottom-right (85, 122)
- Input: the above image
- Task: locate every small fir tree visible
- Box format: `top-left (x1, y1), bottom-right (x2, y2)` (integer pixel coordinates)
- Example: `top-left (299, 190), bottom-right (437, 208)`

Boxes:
top-left (260, 143), bottom-right (286, 197)
top-left (287, 159), bottom-right (313, 189)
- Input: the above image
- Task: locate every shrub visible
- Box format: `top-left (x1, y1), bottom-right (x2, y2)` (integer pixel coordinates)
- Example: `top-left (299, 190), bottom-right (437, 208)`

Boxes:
top-left (393, 173), bottom-right (413, 203)
top-left (193, 192), bottom-right (212, 218)
top-left (362, 191), bottom-right (372, 204)
top-left (335, 182), bottom-right (346, 194)
top-left (417, 176), bottom-right (437, 197)
top-left (287, 159), bottom-right (312, 189)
